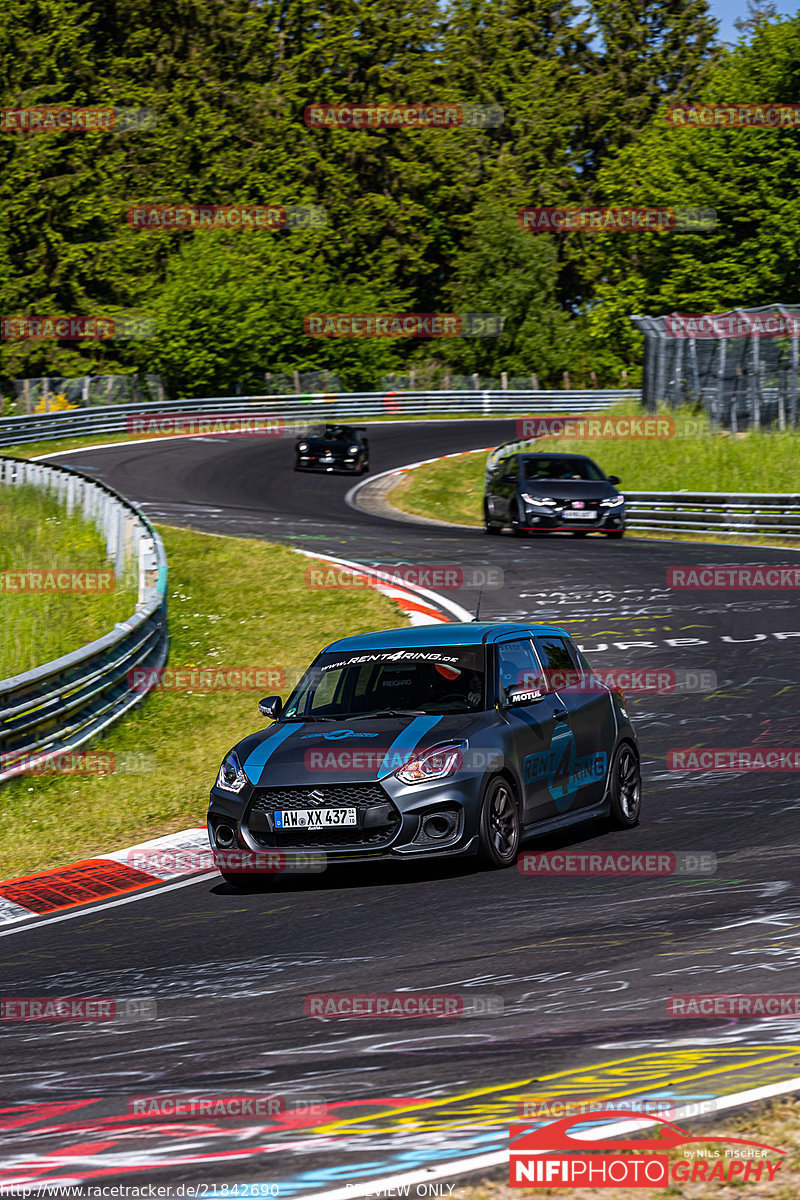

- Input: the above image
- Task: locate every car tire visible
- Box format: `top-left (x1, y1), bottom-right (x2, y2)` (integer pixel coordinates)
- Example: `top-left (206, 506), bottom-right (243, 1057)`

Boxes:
top-left (510, 502), bottom-right (527, 537)
top-left (478, 776), bottom-right (521, 868)
top-left (606, 530), bottom-right (624, 539)
top-left (483, 502), bottom-right (500, 534)
top-left (603, 742), bottom-right (641, 828)
top-left (573, 531), bottom-right (588, 538)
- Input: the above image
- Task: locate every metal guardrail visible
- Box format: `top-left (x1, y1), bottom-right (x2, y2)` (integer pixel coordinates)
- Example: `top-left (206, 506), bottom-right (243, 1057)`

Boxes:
top-left (0, 456), bottom-right (169, 782)
top-left (627, 491), bottom-right (800, 537)
top-left (0, 389), bottom-right (640, 447)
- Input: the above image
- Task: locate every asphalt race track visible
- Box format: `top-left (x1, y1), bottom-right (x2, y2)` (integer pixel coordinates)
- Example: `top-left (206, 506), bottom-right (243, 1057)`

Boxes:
top-left (3, 420), bottom-right (800, 1193)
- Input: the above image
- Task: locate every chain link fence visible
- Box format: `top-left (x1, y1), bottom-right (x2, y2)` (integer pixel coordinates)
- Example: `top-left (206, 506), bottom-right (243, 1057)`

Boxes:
top-left (0, 374), bottom-right (166, 417)
top-left (1, 368), bottom-right (630, 414)
top-left (631, 304), bottom-right (800, 430)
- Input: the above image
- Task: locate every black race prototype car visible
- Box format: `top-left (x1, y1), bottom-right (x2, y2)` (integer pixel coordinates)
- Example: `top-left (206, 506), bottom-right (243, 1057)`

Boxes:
top-left (294, 424), bottom-right (370, 474)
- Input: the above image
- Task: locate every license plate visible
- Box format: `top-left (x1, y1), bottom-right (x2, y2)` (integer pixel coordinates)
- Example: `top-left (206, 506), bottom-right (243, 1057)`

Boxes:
top-left (562, 510), bottom-right (596, 520)
top-left (274, 808), bottom-right (357, 828)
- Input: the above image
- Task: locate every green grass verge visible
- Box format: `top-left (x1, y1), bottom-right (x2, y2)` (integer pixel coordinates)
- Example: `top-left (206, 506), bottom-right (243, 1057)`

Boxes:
top-left (0, 525), bottom-right (405, 878)
top-left (388, 403), bottom-right (800, 546)
top-left (0, 484), bottom-right (137, 677)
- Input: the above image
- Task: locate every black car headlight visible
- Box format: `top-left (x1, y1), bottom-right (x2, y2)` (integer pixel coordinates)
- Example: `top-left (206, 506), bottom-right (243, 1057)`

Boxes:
top-left (298, 442), bottom-right (308, 452)
top-left (217, 750), bottom-right (248, 794)
top-left (599, 495), bottom-right (625, 507)
top-left (395, 741), bottom-right (466, 784)
top-left (348, 445), bottom-right (360, 454)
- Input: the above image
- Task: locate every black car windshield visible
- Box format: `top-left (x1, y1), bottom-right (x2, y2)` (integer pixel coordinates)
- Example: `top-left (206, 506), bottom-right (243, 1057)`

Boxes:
top-left (283, 646), bottom-right (486, 718)
top-left (303, 425), bottom-right (354, 441)
top-left (522, 456), bottom-right (605, 482)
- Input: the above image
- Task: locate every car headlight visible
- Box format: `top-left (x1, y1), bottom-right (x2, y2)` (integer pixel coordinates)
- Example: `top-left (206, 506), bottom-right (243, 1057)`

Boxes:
top-left (216, 750), bottom-right (248, 793)
top-left (521, 493), bottom-right (556, 506)
top-left (395, 741), bottom-right (466, 784)
top-left (348, 445), bottom-right (360, 454)
top-left (298, 442), bottom-right (308, 452)
top-left (600, 495), bottom-right (625, 507)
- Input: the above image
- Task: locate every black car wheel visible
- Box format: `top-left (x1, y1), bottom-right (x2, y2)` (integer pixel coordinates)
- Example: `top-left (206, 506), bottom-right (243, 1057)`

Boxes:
top-left (605, 530), bottom-right (625, 539)
top-left (604, 743), bottom-right (641, 828)
top-left (484, 502), bottom-right (500, 534)
top-left (478, 776), bottom-right (520, 867)
top-left (573, 531), bottom-right (588, 538)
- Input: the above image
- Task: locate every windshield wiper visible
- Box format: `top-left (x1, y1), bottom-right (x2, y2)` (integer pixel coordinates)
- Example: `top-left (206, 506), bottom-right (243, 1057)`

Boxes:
top-left (348, 709), bottom-right (430, 719)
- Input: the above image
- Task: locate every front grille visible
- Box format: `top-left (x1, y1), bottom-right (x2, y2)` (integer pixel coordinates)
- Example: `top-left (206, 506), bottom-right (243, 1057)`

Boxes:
top-left (246, 783), bottom-right (400, 851)
top-left (250, 783), bottom-right (389, 812)
top-left (250, 828), bottom-right (394, 850)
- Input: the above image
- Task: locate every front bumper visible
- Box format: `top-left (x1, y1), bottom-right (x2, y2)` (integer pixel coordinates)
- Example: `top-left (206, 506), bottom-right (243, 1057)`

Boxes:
top-left (208, 772), bottom-right (483, 864)
top-left (520, 504), bottom-right (626, 533)
top-left (295, 456), bottom-right (362, 473)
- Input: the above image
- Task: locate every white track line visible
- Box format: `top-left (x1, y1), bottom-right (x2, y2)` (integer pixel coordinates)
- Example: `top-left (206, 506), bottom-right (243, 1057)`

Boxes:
top-left (294, 1076), bottom-right (800, 1199)
top-left (295, 548), bottom-right (474, 624)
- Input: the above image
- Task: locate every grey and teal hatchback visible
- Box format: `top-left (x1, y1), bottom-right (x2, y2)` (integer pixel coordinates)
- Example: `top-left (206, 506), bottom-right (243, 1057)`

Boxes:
top-left (207, 623), bottom-right (641, 885)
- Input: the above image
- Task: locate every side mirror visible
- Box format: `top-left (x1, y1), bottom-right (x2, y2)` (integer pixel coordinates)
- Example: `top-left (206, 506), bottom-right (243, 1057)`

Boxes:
top-left (506, 687), bottom-right (545, 706)
top-left (258, 695), bottom-right (283, 720)
top-left (608, 475), bottom-right (621, 485)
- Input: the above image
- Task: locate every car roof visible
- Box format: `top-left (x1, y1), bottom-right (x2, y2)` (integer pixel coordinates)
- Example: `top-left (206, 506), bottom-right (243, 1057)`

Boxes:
top-left (323, 621), bottom-right (571, 653)
top-left (517, 451), bottom-right (595, 461)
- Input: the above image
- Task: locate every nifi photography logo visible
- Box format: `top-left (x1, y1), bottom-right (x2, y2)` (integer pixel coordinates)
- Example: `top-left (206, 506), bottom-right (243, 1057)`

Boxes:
top-left (509, 1111), bottom-right (785, 1188)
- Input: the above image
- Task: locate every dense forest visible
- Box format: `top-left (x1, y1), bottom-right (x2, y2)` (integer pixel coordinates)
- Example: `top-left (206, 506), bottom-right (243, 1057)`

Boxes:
top-left (0, 0), bottom-right (798, 395)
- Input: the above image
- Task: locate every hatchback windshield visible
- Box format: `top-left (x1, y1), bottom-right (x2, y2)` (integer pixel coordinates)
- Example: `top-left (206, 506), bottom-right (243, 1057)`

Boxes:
top-left (522, 456), bottom-right (605, 482)
top-left (283, 646), bottom-right (486, 718)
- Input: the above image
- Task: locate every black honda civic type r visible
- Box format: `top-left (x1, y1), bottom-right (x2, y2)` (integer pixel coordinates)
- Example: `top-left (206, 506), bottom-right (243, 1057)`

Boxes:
top-left (207, 622), bottom-right (641, 886)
